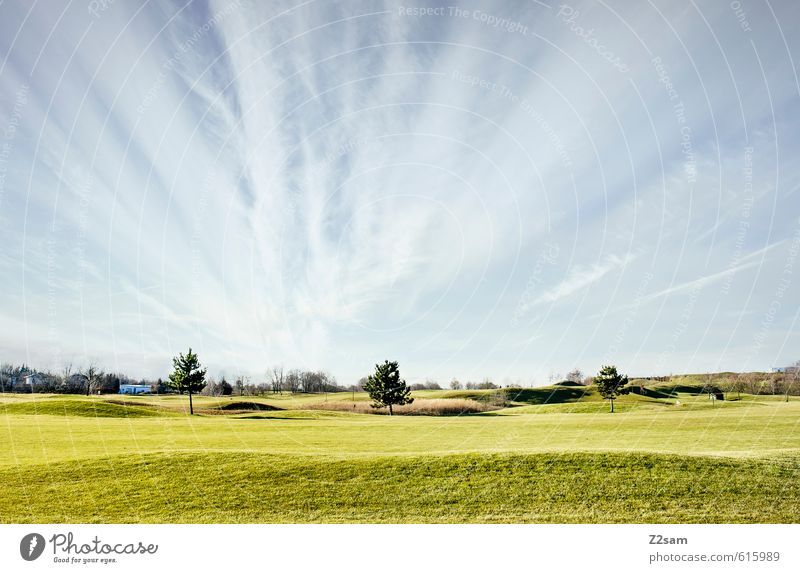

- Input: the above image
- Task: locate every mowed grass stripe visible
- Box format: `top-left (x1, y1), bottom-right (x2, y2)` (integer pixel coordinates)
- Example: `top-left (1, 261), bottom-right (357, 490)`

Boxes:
top-left (1, 451), bottom-right (798, 523)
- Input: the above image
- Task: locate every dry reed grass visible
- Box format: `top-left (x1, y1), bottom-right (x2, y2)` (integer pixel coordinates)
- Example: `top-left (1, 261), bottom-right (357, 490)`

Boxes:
top-left (305, 398), bottom-right (494, 416)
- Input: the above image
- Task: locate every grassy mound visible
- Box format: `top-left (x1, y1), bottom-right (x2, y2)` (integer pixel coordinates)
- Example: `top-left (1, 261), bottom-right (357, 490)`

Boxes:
top-left (503, 385), bottom-right (594, 405)
top-left (0, 398), bottom-right (167, 418)
top-left (1, 451), bottom-right (798, 523)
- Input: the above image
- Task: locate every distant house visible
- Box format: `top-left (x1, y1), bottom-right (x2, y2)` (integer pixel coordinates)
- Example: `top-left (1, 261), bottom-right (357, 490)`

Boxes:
top-left (119, 384), bottom-right (151, 395)
top-left (21, 373), bottom-right (45, 387)
top-left (67, 373), bottom-right (89, 389)
top-left (772, 367), bottom-right (787, 373)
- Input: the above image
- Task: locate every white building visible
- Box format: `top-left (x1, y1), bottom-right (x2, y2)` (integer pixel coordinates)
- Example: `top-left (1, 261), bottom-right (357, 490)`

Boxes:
top-left (119, 384), bottom-right (151, 395)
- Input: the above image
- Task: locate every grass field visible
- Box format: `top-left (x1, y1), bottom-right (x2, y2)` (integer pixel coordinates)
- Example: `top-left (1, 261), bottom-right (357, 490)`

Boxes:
top-left (1, 384), bottom-right (799, 523)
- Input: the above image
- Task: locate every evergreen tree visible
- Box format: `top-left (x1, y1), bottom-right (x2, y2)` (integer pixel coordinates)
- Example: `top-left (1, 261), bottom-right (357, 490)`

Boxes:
top-left (167, 348), bottom-right (207, 415)
top-left (363, 360), bottom-right (413, 415)
top-left (594, 364), bottom-right (629, 413)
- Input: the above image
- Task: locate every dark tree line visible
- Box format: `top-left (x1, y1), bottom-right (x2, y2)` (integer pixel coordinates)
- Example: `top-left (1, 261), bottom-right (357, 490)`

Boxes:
top-left (465, 379), bottom-right (499, 390)
top-left (410, 380), bottom-right (442, 391)
top-left (0, 362), bottom-right (143, 394)
top-left (3, 356), bottom-right (798, 401)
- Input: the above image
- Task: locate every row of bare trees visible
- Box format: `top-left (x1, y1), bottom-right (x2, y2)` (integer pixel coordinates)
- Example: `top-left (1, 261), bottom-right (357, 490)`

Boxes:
top-left (200, 367), bottom-right (346, 397)
top-left (267, 367), bottom-right (341, 394)
top-left (448, 378), bottom-right (499, 390)
top-left (719, 366), bottom-right (800, 400)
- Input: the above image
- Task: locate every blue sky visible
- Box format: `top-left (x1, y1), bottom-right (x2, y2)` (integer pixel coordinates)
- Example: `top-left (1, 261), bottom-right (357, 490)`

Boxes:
top-left (0, 0), bottom-right (798, 385)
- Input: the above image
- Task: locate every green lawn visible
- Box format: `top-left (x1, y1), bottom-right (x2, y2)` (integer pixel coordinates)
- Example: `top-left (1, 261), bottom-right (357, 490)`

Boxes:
top-left (1, 390), bottom-right (799, 523)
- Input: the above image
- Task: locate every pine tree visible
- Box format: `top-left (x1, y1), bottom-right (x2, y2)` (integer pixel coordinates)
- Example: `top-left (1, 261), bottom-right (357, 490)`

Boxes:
top-left (363, 360), bottom-right (413, 415)
top-left (167, 348), bottom-right (207, 415)
top-left (594, 365), bottom-right (629, 413)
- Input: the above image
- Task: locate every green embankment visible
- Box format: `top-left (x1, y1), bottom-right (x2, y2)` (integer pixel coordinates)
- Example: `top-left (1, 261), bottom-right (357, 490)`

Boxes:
top-left (2, 452), bottom-right (798, 523)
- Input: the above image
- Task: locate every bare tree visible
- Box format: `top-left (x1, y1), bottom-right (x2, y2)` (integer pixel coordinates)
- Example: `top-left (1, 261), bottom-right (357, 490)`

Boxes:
top-left (731, 373), bottom-right (747, 400)
top-left (269, 365), bottom-right (285, 394)
top-left (738, 371), bottom-right (757, 395)
top-left (62, 362), bottom-right (73, 383)
top-left (784, 361), bottom-right (800, 402)
top-left (201, 377), bottom-right (220, 396)
top-left (548, 372), bottom-right (562, 385)
top-left (83, 363), bottom-right (103, 396)
top-left (285, 369), bottom-right (301, 393)
top-left (566, 368), bottom-right (584, 385)
top-left (449, 378), bottom-right (462, 390)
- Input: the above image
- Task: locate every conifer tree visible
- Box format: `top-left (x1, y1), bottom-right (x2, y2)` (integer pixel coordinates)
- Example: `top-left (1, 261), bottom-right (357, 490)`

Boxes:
top-left (594, 364), bottom-right (629, 413)
top-left (363, 360), bottom-right (413, 415)
top-left (167, 348), bottom-right (207, 415)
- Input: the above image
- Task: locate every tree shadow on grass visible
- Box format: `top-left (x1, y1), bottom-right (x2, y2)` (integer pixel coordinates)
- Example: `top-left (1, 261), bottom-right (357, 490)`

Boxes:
top-left (504, 387), bottom-right (590, 405)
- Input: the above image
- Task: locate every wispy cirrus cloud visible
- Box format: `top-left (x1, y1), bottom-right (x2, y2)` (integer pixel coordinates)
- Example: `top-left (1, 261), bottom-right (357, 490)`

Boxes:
top-left (1, 0), bottom-right (798, 382)
top-left (529, 252), bottom-right (637, 307)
